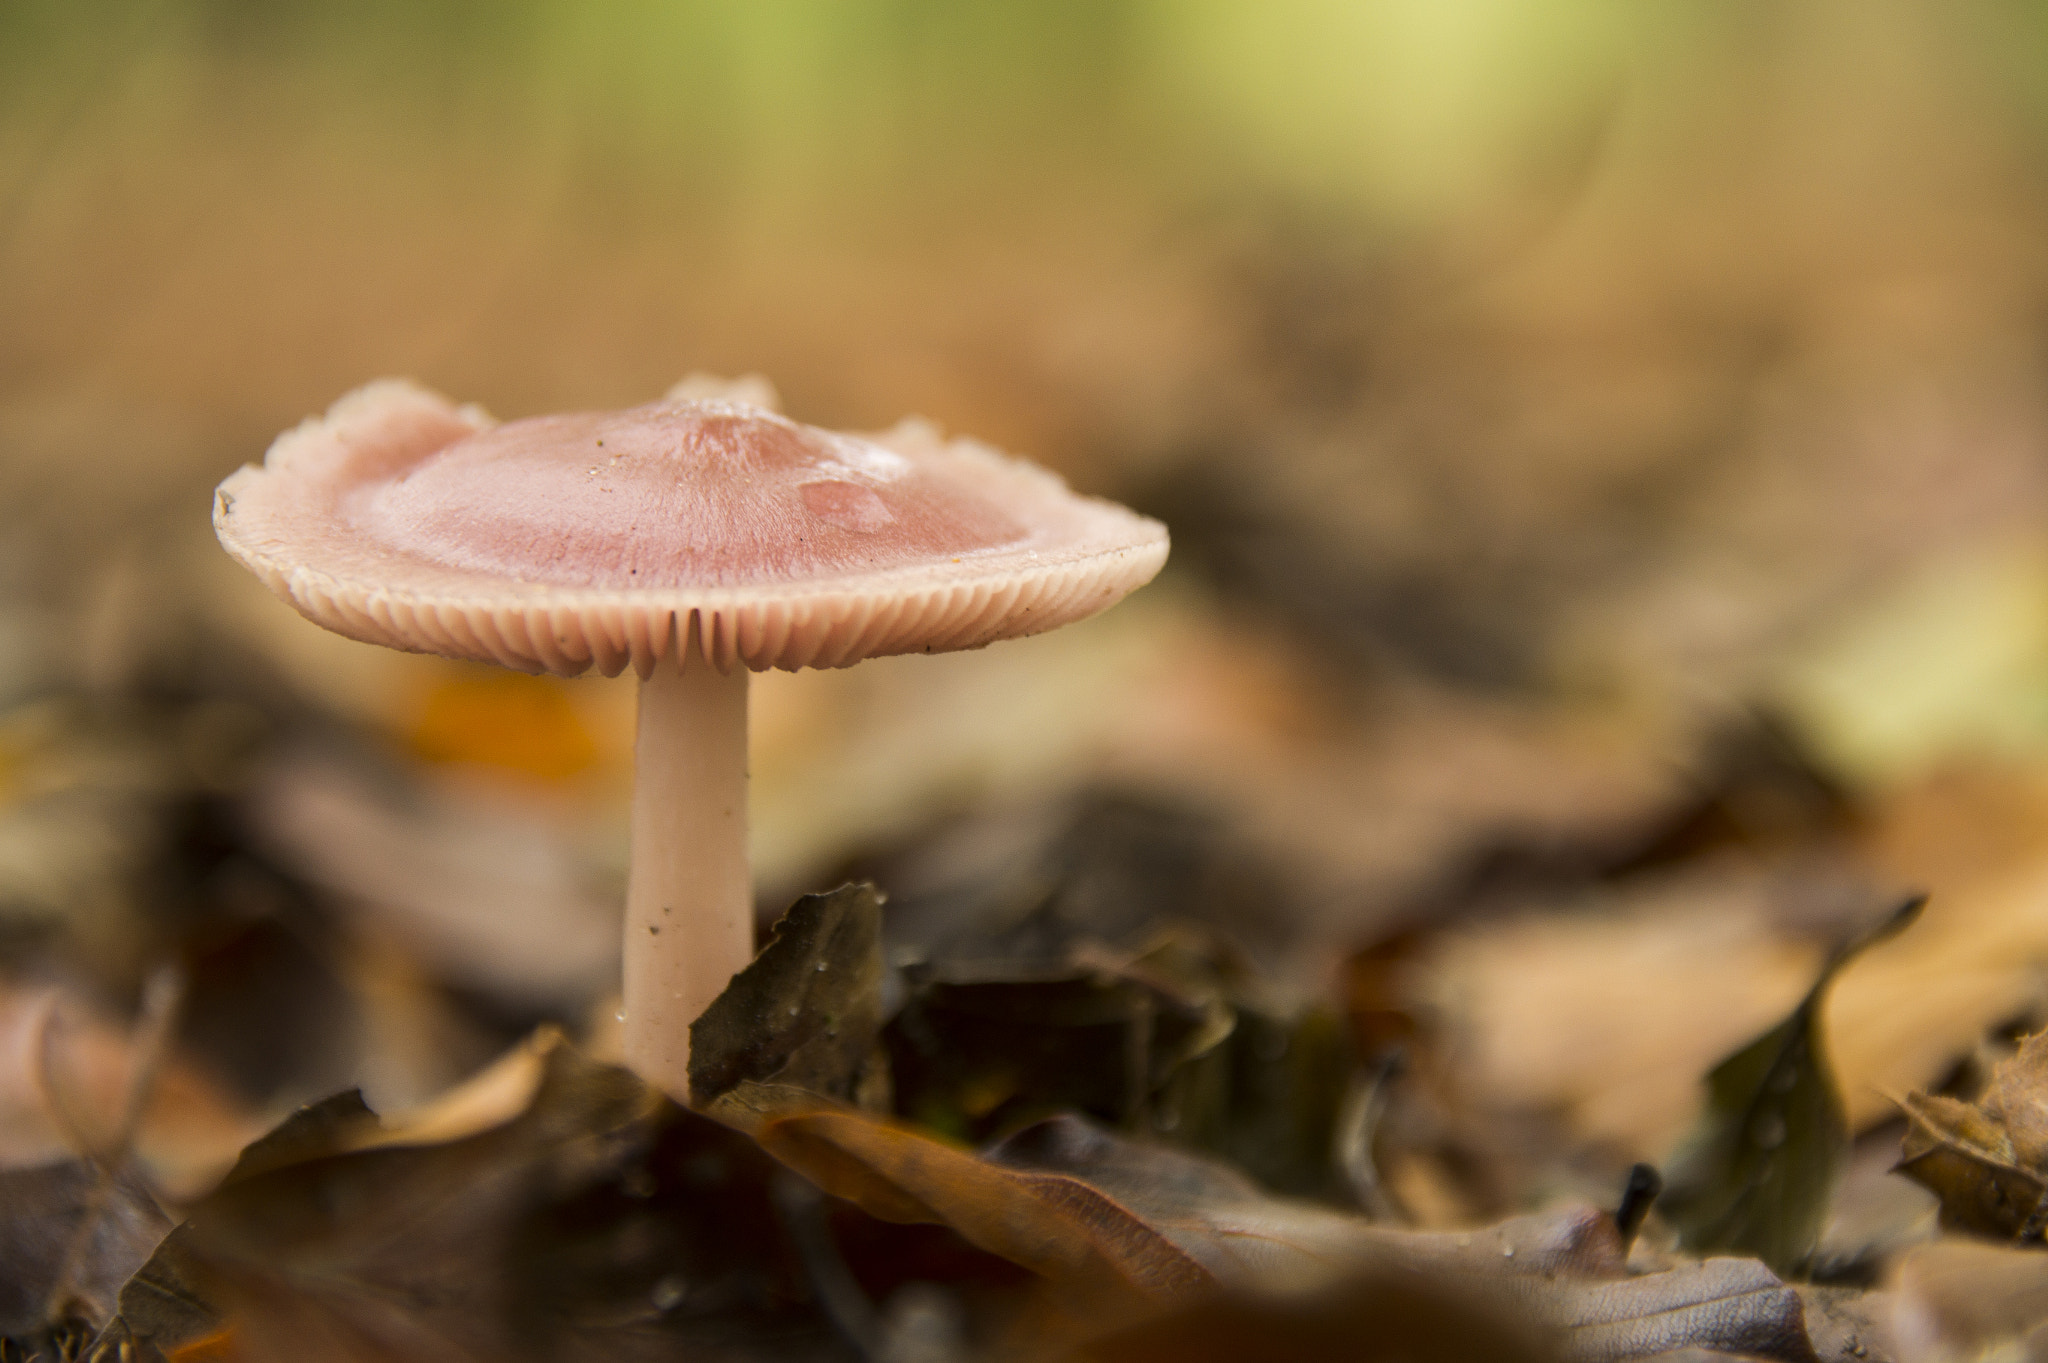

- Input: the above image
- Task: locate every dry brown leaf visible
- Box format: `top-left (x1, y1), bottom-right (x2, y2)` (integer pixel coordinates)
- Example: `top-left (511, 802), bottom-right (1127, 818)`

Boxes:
top-left (1424, 759), bottom-right (2048, 1153)
top-left (748, 1103), bottom-right (1211, 1326)
top-left (1894, 1030), bottom-right (2048, 1238)
top-left (1894, 1093), bottom-right (2038, 1240)
top-left (749, 1103), bottom-right (1831, 1359)
top-left (1041, 1211), bottom-right (1822, 1361)
top-left (992, 1116), bottom-right (1833, 1360)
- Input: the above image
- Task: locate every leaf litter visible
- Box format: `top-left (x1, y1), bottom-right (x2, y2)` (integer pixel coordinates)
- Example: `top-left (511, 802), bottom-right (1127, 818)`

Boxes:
top-left (0, 695), bottom-right (1933, 1363)
top-left (15, 821), bottom-right (1883, 1363)
top-left (10, 362), bottom-right (2048, 1361)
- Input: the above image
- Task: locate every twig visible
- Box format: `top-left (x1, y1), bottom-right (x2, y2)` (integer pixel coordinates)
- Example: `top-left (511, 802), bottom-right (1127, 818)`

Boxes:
top-left (1614, 1163), bottom-right (1663, 1252)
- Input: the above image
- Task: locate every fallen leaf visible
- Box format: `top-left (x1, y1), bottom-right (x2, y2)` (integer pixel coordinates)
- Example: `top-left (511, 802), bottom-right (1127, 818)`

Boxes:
top-left (751, 1104), bottom-right (1212, 1326)
top-left (1991, 1031), bottom-right (2048, 1172)
top-left (756, 1105), bottom-right (1832, 1359)
top-left (982, 1113), bottom-right (1631, 1285)
top-left (93, 1223), bottom-right (221, 1363)
top-left (99, 1035), bottom-right (844, 1363)
top-left (1894, 1027), bottom-right (2048, 1238)
top-left (1660, 896), bottom-right (1925, 1274)
top-left (996, 1115), bottom-right (1832, 1361)
top-left (1894, 1091), bottom-right (2041, 1240)
top-left (1030, 1153), bottom-right (1825, 1361)
top-left (0, 1161), bottom-right (172, 1352)
top-left (690, 882), bottom-right (890, 1111)
top-left (1520, 1260), bottom-right (1819, 1363)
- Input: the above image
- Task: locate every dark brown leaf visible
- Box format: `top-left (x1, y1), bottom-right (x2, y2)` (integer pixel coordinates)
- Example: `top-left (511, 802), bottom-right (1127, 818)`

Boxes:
top-left (99, 1035), bottom-right (846, 1363)
top-left (689, 882), bottom-right (890, 1111)
top-left (1010, 1118), bottom-right (1827, 1359)
top-left (93, 1224), bottom-right (221, 1362)
top-left (212, 1090), bottom-right (380, 1186)
top-left (0, 1160), bottom-right (171, 1347)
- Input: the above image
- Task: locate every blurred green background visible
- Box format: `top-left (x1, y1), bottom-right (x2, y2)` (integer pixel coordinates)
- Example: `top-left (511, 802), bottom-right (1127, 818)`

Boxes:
top-left (0, 0), bottom-right (1650, 449)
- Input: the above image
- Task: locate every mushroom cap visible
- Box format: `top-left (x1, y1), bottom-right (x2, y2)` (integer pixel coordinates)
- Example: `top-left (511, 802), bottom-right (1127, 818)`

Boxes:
top-left (214, 380), bottom-right (1170, 677)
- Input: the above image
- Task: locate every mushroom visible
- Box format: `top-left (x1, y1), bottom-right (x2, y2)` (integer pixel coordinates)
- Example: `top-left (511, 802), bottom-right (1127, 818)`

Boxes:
top-left (212, 377), bottom-right (1169, 1100)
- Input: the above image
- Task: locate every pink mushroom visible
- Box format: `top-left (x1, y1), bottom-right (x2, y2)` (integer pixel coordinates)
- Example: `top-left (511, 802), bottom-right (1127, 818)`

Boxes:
top-left (213, 378), bottom-right (1169, 1100)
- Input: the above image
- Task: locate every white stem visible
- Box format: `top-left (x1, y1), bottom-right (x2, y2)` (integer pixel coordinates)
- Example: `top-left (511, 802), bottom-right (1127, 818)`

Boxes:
top-left (623, 653), bottom-right (752, 1102)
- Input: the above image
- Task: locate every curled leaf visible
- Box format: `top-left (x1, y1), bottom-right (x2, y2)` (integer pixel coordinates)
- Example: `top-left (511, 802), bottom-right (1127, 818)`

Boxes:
top-left (1895, 1090), bottom-right (2043, 1238)
top-left (752, 1105), bottom-right (1213, 1324)
top-left (1895, 1028), bottom-right (2048, 1238)
top-left (1660, 895), bottom-right (1925, 1273)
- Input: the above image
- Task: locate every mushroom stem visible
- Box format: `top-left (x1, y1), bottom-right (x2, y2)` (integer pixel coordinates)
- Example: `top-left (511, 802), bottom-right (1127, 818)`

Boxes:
top-left (623, 651), bottom-right (752, 1102)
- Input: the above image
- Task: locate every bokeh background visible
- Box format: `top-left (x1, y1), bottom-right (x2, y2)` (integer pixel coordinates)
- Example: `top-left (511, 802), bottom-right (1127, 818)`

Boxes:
top-left (12, 0), bottom-right (2048, 1222)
